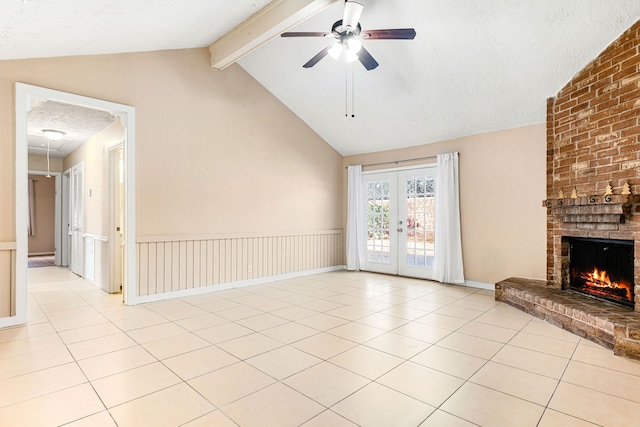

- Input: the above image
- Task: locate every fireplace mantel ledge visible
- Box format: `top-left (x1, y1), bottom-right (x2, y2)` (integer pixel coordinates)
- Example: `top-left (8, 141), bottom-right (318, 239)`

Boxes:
top-left (542, 194), bottom-right (640, 224)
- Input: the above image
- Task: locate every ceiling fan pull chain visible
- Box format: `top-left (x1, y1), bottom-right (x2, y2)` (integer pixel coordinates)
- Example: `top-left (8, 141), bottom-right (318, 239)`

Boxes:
top-left (345, 65), bottom-right (348, 117)
top-left (351, 64), bottom-right (355, 118)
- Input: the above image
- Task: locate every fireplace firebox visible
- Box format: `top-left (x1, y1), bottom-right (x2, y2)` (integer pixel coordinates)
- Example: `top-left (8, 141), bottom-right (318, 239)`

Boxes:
top-left (568, 237), bottom-right (634, 308)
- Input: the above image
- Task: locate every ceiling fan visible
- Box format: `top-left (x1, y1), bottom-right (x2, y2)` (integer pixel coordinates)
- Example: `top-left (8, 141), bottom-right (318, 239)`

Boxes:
top-left (281, 0), bottom-right (416, 70)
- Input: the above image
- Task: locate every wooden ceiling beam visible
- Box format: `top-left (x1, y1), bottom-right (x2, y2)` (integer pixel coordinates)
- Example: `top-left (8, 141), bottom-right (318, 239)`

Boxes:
top-left (209, 0), bottom-right (338, 71)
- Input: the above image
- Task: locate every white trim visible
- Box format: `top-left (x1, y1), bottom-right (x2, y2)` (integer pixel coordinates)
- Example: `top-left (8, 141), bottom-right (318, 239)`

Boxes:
top-left (7, 83), bottom-right (30, 327)
top-left (82, 233), bottom-right (109, 243)
top-left (61, 169), bottom-right (71, 267)
top-left (123, 110), bottom-right (136, 306)
top-left (462, 280), bottom-right (494, 291)
top-left (108, 143), bottom-right (124, 294)
top-left (0, 242), bottom-right (17, 251)
top-left (137, 229), bottom-right (343, 243)
top-left (134, 265), bottom-right (345, 305)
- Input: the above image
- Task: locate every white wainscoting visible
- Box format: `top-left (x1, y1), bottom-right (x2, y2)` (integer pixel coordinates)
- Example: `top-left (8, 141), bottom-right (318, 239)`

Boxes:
top-left (83, 234), bottom-right (109, 292)
top-left (0, 242), bottom-right (17, 317)
top-left (136, 230), bottom-right (344, 298)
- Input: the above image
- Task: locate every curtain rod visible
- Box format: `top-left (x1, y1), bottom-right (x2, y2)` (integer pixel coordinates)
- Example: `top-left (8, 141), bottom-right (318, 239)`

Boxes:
top-left (346, 154), bottom-right (453, 169)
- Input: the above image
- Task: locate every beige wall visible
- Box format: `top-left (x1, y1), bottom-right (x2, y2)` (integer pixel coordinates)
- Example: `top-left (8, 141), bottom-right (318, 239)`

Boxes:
top-left (0, 47), bottom-right (344, 302)
top-left (0, 48), bottom-right (342, 240)
top-left (28, 154), bottom-right (63, 173)
top-left (27, 174), bottom-right (55, 255)
top-left (64, 121), bottom-right (125, 238)
top-left (344, 124), bottom-right (547, 284)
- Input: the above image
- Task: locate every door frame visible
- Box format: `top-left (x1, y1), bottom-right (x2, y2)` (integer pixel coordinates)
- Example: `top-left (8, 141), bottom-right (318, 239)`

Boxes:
top-left (6, 83), bottom-right (137, 328)
top-left (61, 169), bottom-right (71, 267)
top-left (108, 143), bottom-right (124, 294)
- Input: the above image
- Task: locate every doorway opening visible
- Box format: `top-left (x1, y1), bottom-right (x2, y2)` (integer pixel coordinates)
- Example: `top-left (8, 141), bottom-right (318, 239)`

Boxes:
top-left (4, 83), bottom-right (137, 328)
top-left (27, 171), bottom-right (61, 268)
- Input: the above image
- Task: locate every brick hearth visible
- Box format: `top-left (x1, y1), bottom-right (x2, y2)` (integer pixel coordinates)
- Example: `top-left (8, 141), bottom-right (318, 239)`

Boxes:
top-left (496, 278), bottom-right (640, 360)
top-left (496, 19), bottom-right (640, 359)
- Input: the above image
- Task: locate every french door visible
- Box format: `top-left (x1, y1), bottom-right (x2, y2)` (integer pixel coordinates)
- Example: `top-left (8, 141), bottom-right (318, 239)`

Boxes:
top-left (363, 167), bottom-right (436, 279)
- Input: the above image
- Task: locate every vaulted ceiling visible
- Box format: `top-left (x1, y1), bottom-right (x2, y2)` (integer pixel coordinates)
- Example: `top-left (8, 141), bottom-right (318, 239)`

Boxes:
top-left (5, 0), bottom-right (640, 156)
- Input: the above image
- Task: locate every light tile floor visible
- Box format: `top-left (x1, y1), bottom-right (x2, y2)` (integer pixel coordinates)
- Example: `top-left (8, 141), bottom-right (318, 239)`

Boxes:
top-left (2, 268), bottom-right (640, 426)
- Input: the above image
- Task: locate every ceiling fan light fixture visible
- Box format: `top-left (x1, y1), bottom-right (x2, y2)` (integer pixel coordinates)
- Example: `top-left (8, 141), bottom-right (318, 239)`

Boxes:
top-left (328, 43), bottom-right (342, 60)
top-left (347, 37), bottom-right (362, 53)
top-left (281, 0), bottom-right (414, 71)
top-left (42, 129), bottom-right (66, 141)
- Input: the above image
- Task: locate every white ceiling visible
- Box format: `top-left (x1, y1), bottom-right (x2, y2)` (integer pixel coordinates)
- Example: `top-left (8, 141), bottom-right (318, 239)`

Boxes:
top-left (5, 0), bottom-right (640, 156)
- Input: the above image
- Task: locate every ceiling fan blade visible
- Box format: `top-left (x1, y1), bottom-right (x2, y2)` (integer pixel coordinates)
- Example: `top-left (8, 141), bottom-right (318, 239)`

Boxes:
top-left (343, 1), bottom-right (364, 31)
top-left (303, 46), bottom-right (331, 68)
top-left (362, 28), bottom-right (417, 40)
top-left (357, 46), bottom-right (379, 70)
top-left (281, 32), bottom-right (331, 38)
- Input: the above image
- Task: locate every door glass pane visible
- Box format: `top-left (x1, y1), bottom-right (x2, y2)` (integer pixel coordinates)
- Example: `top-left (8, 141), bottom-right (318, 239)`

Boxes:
top-left (366, 179), bottom-right (391, 264)
top-left (405, 176), bottom-right (435, 268)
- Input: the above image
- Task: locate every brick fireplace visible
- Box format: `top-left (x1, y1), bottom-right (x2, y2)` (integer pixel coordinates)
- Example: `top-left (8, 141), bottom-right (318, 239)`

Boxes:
top-left (544, 17), bottom-right (640, 311)
top-left (497, 19), bottom-right (640, 359)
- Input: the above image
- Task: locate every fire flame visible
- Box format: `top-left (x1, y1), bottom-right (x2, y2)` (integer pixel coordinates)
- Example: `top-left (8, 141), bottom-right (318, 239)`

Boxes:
top-left (586, 268), bottom-right (612, 285)
top-left (580, 268), bottom-right (632, 301)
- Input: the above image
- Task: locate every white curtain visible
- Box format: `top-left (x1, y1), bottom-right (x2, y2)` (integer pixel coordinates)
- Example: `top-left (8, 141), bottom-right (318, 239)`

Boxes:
top-left (28, 178), bottom-right (36, 237)
top-left (346, 165), bottom-right (366, 270)
top-left (433, 152), bottom-right (465, 284)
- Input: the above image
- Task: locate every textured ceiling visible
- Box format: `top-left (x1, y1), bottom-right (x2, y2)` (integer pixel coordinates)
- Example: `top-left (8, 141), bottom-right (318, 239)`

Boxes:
top-left (27, 101), bottom-right (117, 158)
top-left (5, 1), bottom-right (640, 157)
top-left (1, 0), bottom-right (272, 60)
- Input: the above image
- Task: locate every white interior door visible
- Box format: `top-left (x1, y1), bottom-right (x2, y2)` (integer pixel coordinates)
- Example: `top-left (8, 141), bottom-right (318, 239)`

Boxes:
top-left (363, 167), bottom-right (436, 279)
top-left (70, 163), bottom-right (84, 276)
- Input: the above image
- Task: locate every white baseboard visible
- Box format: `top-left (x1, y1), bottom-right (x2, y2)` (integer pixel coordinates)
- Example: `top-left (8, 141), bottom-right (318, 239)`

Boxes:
top-left (463, 280), bottom-right (494, 290)
top-left (130, 265), bottom-right (346, 305)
